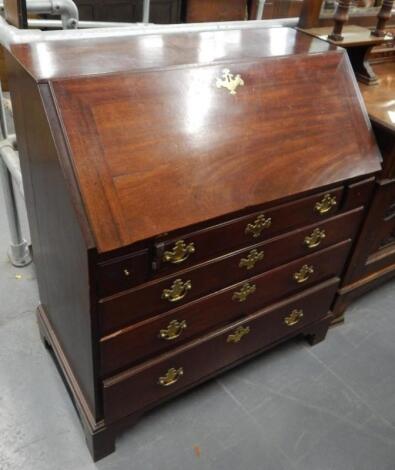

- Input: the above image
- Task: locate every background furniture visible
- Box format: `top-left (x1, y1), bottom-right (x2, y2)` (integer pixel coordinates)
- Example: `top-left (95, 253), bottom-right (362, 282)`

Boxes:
top-left (299, 0), bottom-right (395, 28)
top-left (7, 26), bottom-right (381, 461)
top-left (75, 0), bottom-right (182, 23)
top-left (186, 0), bottom-right (247, 22)
top-left (333, 60), bottom-right (395, 321)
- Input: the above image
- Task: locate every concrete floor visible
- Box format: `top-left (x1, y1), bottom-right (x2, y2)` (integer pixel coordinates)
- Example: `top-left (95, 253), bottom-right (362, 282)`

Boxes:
top-left (1, 185), bottom-right (395, 470)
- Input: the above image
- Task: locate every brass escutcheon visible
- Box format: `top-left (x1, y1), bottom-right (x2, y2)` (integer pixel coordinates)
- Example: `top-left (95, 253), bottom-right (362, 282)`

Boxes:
top-left (159, 319), bottom-right (187, 341)
top-left (216, 68), bottom-right (245, 95)
top-left (245, 214), bottom-right (272, 238)
top-left (158, 367), bottom-right (184, 387)
top-left (315, 194), bottom-right (337, 215)
top-left (284, 309), bottom-right (304, 327)
top-left (293, 265), bottom-right (314, 284)
top-left (239, 249), bottom-right (265, 270)
top-left (304, 228), bottom-right (326, 249)
top-left (162, 279), bottom-right (192, 303)
top-left (163, 240), bottom-right (195, 264)
top-left (227, 325), bottom-right (251, 343)
top-left (232, 282), bottom-right (256, 302)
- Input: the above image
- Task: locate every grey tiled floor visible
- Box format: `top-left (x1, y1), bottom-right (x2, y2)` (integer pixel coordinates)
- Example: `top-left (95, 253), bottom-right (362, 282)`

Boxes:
top-left (1, 187), bottom-right (395, 470)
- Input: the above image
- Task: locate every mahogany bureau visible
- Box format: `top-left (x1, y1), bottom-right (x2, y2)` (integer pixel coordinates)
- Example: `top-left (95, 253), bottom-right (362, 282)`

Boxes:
top-left (6, 27), bottom-right (381, 460)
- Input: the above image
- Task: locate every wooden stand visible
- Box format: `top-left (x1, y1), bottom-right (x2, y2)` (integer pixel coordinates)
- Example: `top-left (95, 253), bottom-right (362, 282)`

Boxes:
top-left (299, 25), bottom-right (393, 85)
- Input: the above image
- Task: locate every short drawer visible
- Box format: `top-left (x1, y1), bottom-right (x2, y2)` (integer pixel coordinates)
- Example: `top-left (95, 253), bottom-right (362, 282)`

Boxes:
top-left (96, 249), bottom-right (150, 298)
top-left (102, 278), bottom-right (339, 423)
top-left (99, 239), bottom-right (351, 338)
top-left (153, 187), bottom-right (345, 274)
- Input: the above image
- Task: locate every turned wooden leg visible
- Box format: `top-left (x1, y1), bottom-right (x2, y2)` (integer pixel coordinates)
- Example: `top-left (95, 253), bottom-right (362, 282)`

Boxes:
top-left (372, 0), bottom-right (394, 37)
top-left (328, 0), bottom-right (352, 41)
top-left (85, 427), bottom-right (116, 462)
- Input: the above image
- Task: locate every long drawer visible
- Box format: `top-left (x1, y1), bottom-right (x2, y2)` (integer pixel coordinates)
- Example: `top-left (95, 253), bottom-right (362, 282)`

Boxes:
top-left (99, 239), bottom-right (350, 352)
top-left (154, 187), bottom-right (344, 272)
top-left (99, 222), bottom-right (355, 335)
top-left (102, 278), bottom-right (338, 423)
top-left (95, 178), bottom-right (374, 298)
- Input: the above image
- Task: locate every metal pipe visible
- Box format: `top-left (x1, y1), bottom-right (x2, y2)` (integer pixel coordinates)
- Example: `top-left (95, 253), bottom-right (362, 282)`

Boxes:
top-left (0, 0), bottom-right (79, 29)
top-left (28, 18), bottom-right (138, 29)
top-left (142, 0), bottom-right (150, 24)
top-left (256, 0), bottom-right (266, 20)
top-left (0, 142), bottom-right (31, 267)
top-left (0, 17), bottom-right (298, 47)
top-left (0, 81), bottom-right (8, 140)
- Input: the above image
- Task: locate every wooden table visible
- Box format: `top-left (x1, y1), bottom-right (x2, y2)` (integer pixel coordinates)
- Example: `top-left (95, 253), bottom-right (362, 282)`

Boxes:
top-left (298, 25), bottom-right (393, 85)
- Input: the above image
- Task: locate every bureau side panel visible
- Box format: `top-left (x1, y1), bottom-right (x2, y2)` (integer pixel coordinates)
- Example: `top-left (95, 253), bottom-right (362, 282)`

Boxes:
top-left (6, 55), bottom-right (100, 419)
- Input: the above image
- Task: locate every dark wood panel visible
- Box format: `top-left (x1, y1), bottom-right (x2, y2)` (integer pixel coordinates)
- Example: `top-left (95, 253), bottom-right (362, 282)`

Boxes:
top-left (74, 0), bottom-right (181, 23)
top-left (102, 278), bottom-right (338, 422)
top-left (99, 240), bottom-right (351, 334)
top-left (51, 49), bottom-right (380, 252)
top-left (4, 0), bottom-right (27, 28)
top-left (6, 57), bottom-right (100, 418)
top-left (186, 0), bottom-right (246, 22)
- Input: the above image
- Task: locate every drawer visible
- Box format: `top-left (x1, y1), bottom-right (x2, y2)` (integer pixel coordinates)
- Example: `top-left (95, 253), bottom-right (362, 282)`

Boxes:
top-left (96, 249), bottom-right (150, 298)
top-left (102, 278), bottom-right (339, 423)
top-left (153, 187), bottom-right (345, 274)
top-left (99, 210), bottom-right (360, 332)
top-left (99, 239), bottom-right (351, 337)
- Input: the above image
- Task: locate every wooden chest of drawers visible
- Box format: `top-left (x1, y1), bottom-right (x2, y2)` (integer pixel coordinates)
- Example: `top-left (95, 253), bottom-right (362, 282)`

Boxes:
top-left (333, 62), bottom-right (395, 321)
top-left (6, 27), bottom-right (381, 460)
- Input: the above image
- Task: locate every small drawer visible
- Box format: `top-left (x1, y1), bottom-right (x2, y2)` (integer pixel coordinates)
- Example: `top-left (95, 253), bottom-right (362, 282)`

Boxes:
top-left (102, 278), bottom-right (339, 423)
top-left (153, 187), bottom-right (345, 274)
top-left (96, 249), bottom-right (150, 298)
top-left (99, 239), bottom-right (350, 343)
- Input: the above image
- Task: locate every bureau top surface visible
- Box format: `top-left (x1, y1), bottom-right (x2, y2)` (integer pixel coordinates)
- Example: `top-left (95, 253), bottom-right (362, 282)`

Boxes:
top-left (11, 27), bottom-right (333, 81)
top-left (16, 27), bottom-right (381, 253)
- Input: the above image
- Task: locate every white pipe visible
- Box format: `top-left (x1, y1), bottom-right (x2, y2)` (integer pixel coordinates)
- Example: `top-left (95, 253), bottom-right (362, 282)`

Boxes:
top-left (28, 18), bottom-right (144, 29)
top-left (256, 0), bottom-right (266, 20)
top-left (0, 17), bottom-right (298, 47)
top-left (0, 0), bottom-right (79, 29)
top-left (142, 0), bottom-right (150, 24)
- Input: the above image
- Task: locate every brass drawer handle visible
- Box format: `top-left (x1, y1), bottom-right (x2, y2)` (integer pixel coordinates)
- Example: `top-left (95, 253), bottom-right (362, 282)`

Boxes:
top-left (163, 240), bottom-right (195, 264)
top-left (158, 367), bottom-right (184, 387)
top-left (304, 228), bottom-right (326, 249)
top-left (315, 194), bottom-right (337, 215)
top-left (162, 279), bottom-right (192, 303)
top-left (245, 214), bottom-right (272, 238)
top-left (239, 249), bottom-right (265, 270)
top-left (232, 282), bottom-right (256, 302)
top-left (159, 320), bottom-right (187, 341)
top-left (293, 265), bottom-right (314, 283)
top-left (284, 309), bottom-right (304, 327)
top-left (227, 325), bottom-right (250, 343)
